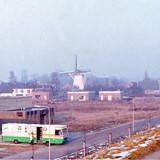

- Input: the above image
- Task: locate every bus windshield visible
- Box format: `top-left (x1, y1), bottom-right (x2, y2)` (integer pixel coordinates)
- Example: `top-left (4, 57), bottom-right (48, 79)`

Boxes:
top-left (62, 128), bottom-right (68, 136)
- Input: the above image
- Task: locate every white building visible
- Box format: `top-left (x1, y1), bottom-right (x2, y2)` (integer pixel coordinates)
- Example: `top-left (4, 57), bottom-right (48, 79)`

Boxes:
top-left (99, 90), bottom-right (122, 101)
top-left (12, 88), bottom-right (33, 97)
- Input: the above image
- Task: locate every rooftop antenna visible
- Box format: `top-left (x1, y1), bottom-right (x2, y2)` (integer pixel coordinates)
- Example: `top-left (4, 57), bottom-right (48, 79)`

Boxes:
top-left (75, 54), bottom-right (77, 72)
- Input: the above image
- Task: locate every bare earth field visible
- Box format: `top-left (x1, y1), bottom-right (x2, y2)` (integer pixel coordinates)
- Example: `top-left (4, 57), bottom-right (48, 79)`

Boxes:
top-left (54, 97), bottom-right (160, 132)
top-left (0, 143), bottom-right (41, 159)
top-left (0, 97), bottom-right (32, 111)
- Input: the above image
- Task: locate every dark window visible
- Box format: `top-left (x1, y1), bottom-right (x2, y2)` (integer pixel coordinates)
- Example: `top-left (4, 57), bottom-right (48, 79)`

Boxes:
top-left (25, 127), bottom-right (28, 133)
top-left (17, 112), bottom-right (23, 117)
top-left (27, 90), bottom-right (30, 93)
top-left (35, 95), bottom-right (41, 99)
top-left (55, 130), bottom-right (61, 135)
top-left (18, 126), bottom-right (22, 130)
top-left (79, 96), bottom-right (84, 100)
top-left (16, 94), bottom-right (23, 96)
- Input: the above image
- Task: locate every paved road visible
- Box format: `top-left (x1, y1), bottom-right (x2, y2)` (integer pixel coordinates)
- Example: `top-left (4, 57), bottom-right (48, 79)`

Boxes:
top-left (2, 116), bottom-right (160, 160)
top-left (142, 149), bottom-right (160, 160)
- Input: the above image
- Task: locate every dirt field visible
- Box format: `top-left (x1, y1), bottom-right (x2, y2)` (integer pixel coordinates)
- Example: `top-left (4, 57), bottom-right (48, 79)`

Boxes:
top-left (54, 97), bottom-right (160, 132)
top-left (0, 143), bottom-right (42, 159)
top-left (0, 97), bottom-right (32, 111)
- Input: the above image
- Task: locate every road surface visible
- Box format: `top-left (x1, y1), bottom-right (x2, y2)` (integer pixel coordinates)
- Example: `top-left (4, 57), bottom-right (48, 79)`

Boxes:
top-left (142, 149), bottom-right (160, 160)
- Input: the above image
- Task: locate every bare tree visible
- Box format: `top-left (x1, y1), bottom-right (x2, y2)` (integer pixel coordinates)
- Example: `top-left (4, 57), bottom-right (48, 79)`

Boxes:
top-left (50, 72), bottom-right (60, 98)
top-left (21, 69), bottom-right (28, 83)
top-left (9, 71), bottom-right (17, 84)
top-left (30, 73), bottom-right (39, 83)
top-left (40, 74), bottom-right (49, 83)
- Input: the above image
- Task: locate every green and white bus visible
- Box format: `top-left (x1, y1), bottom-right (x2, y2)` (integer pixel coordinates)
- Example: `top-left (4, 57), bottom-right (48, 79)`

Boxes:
top-left (2, 123), bottom-right (68, 145)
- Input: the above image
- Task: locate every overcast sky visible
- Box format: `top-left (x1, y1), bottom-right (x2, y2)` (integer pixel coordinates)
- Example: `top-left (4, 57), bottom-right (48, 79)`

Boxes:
top-left (0, 0), bottom-right (160, 81)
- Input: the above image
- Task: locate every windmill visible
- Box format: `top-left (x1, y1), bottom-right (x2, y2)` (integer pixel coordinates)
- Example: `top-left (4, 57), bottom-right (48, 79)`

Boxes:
top-left (60, 55), bottom-right (90, 91)
top-left (70, 55), bottom-right (90, 90)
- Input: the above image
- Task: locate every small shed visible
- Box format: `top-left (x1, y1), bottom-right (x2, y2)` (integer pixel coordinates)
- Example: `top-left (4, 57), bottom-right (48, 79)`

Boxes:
top-left (68, 91), bottom-right (95, 101)
top-left (32, 91), bottom-right (50, 104)
top-left (0, 106), bottom-right (55, 131)
top-left (99, 90), bottom-right (122, 101)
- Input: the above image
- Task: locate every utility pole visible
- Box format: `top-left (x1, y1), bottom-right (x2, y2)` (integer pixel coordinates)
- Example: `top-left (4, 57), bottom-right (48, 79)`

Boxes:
top-left (132, 98), bottom-right (135, 133)
top-left (83, 132), bottom-right (86, 157)
top-left (31, 144), bottom-right (34, 160)
top-left (83, 140), bottom-right (86, 157)
top-left (48, 107), bottom-right (51, 160)
top-left (148, 116), bottom-right (151, 129)
top-left (46, 106), bottom-right (51, 160)
top-left (128, 126), bottom-right (131, 138)
top-left (108, 133), bottom-right (112, 144)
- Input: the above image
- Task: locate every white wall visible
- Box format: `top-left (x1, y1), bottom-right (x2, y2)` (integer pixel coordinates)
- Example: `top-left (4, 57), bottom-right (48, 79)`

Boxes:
top-left (0, 93), bottom-right (13, 97)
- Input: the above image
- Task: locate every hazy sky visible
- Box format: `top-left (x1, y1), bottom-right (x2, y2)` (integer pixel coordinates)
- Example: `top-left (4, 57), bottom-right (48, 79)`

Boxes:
top-left (0, 0), bottom-right (160, 81)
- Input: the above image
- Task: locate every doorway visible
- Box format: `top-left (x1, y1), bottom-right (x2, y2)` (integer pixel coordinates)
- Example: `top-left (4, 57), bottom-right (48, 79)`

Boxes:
top-left (37, 127), bottom-right (42, 141)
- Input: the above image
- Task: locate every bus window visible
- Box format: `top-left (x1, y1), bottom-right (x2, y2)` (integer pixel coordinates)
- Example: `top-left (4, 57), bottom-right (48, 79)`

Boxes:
top-left (62, 128), bottom-right (68, 135)
top-left (18, 126), bottom-right (22, 133)
top-left (25, 127), bottom-right (28, 133)
top-left (43, 127), bottom-right (47, 131)
top-left (55, 130), bottom-right (61, 135)
top-left (18, 126), bottom-right (22, 130)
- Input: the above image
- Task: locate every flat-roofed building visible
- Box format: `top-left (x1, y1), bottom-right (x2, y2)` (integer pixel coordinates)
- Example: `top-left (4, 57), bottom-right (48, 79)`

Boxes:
top-left (0, 106), bottom-right (54, 131)
top-left (68, 91), bottom-right (95, 101)
top-left (99, 90), bottom-right (122, 101)
top-left (0, 83), bottom-right (34, 97)
top-left (144, 90), bottom-right (160, 96)
top-left (32, 91), bottom-right (50, 104)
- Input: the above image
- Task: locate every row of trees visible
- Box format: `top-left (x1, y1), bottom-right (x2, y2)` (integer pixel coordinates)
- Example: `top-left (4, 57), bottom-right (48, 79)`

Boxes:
top-left (9, 70), bottom-right (153, 98)
top-left (8, 70), bottom-right (60, 84)
top-left (8, 70), bottom-right (125, 89)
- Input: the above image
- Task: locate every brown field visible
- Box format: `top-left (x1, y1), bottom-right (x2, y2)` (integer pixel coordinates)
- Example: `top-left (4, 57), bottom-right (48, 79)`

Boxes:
top-left (54, 97), bottom-right (160, 132)
top-left (0, 144), bottom-right (40, 159)
top-left (0, 97), bottom-right (160, 133)
top-left (0, 97), bottom-right (32, 111)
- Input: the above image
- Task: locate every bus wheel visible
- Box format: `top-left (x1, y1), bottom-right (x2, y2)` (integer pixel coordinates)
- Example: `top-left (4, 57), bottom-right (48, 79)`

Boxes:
top-left (14, 140), bottom-right (19, 144)
top-left (46, 141), bottom-right (49, 146)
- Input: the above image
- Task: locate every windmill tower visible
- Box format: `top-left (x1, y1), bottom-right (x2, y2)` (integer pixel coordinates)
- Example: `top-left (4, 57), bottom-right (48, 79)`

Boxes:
top-left (69, 55), bottom-right (89, 91)
top-left (66, 55), bottom-right (95, 101)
